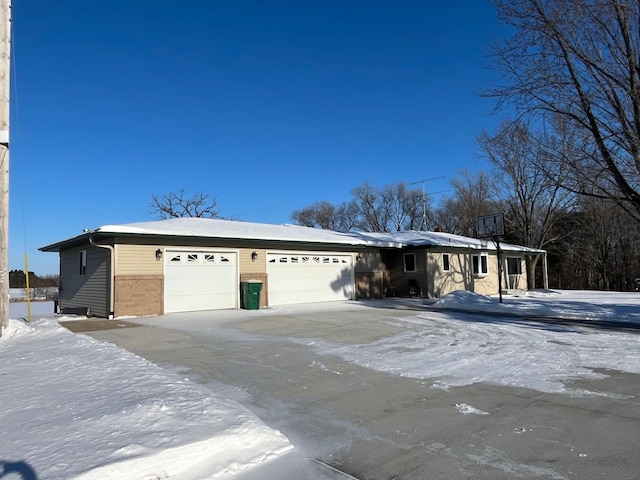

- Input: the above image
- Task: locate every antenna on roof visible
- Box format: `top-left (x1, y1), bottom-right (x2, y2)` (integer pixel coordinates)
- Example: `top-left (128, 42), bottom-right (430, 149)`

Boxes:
top-left (408, 177), bottom-right (445, 231)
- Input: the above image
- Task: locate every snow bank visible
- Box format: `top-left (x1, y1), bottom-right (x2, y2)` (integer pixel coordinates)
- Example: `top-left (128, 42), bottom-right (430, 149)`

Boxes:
top-left (0, 319), bottom-right (292, 479)
top-left (432, 289), bottom-right (640, 323)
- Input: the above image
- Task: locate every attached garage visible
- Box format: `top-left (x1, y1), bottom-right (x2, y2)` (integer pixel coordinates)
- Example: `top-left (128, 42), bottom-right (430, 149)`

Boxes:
top-left (267, 252), bottom-right (354, 305)
top-left (164, 249), bottom-right (238, 313)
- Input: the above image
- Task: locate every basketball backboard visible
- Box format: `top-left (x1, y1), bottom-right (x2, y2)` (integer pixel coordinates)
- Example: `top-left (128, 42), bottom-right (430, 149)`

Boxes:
top-left (476, 213), bottom-right (505, 238)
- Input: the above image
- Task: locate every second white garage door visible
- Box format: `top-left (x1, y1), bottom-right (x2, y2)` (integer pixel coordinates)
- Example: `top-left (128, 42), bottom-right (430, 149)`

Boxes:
top-left (164, 250), bottom-right (238, 313)
top-left (267, 252), bottom-right (354, 306)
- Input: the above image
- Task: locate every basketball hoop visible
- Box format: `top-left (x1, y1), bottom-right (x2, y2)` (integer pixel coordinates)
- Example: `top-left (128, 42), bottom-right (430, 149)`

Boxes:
top-left (476, 213), bottom-right (505, 239)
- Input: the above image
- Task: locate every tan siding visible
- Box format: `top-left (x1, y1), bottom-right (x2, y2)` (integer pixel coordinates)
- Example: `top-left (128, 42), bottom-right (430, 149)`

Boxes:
top-left (428, 251), bottom-right (473, 298)
top-left (59, 246), bottom-right (110, 317)
top-left (354, 250), bottom-right (380, 273)
top-left (239, 248), bottom-right (267, 275)
top-left (428, 250), bottom-right (532, 297)
top-left (116, 244), bottom-right (163, 275)
top-left (472, 253), bottom-right (500, 295)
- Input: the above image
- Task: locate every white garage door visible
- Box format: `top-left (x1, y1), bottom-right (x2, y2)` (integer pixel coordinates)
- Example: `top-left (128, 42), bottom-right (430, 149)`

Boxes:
top-left (164, 250), bottom-right (238, 313)
top-left (267, 252), bottom-right (354, 306)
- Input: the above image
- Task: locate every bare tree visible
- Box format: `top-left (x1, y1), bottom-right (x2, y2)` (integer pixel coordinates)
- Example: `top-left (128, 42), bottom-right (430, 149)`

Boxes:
top-left (434, 170), bottom-right (498, 236)
top-left (478, 121), bottom-right (574, 287)
top-left (351, 182), bottom-right (389, 232)
top-left (149, 189), bottom-right (220, 219)
top-left (351, 181), bottom-right (426, 232)
top-left (487, 0), bottom-right (640, 219)
top-left (290, 181), bottom-right (426, 233)
top-left (291, 201), bottom-right (357, 231)
top-left (382, 183), bottom-right (428, 232)
top-left (554, 198), bottom-right (640, 290)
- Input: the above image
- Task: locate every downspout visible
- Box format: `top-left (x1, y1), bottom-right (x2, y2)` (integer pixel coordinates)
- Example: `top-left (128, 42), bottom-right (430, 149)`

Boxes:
top-left (89, 237), bottom-right (115, 319)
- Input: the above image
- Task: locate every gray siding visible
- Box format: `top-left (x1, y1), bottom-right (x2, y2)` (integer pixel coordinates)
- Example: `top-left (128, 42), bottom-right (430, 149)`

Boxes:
top-left (59, 245), bottom-right (110, 317)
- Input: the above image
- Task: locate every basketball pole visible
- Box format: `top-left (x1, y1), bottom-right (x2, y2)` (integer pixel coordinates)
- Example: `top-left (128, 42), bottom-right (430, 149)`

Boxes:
top-left (476, 213), bottom-right (505, 304)
top-left (493, 235), bottom-right (503, 304)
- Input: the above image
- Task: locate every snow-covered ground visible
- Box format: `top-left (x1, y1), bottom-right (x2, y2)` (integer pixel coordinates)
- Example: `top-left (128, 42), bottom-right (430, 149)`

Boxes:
top-left (304, 290), bottom-right (640, 394)
top-left (0, 316), bottom-right (292, 480)
top-left (1, 289), bottom-right (639, 479)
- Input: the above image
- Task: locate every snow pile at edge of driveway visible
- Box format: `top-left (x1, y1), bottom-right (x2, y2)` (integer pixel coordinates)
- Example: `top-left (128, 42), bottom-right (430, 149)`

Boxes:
top-left (0, 318), bottom-right (293, 480)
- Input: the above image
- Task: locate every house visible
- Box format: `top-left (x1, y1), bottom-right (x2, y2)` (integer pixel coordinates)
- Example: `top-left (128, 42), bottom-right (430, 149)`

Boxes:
top-left (39, 218), bottom-right (547, 318)
top-left (349, 230), bottom-right (548, 299)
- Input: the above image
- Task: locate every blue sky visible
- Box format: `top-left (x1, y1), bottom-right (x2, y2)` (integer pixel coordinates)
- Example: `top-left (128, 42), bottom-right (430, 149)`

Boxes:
top-left (10, 1), bottom-right (507, 275)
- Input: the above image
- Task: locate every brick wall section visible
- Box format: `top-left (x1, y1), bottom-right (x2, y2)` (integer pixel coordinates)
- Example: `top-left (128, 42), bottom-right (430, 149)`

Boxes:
top-left (115, 275), bottom-right (163, 317)
top-left (355, 271), bottom-right (384, 299)
top-left (240, 272), bottom-right (268, 307)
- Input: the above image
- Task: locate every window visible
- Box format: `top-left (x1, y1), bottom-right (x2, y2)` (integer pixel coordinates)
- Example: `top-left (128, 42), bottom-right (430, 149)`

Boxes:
top-left (507, 257), bottom-right (522, 275)
top-left (79, 250), bottom-right (87, 275)
top-left (443, 253), bottom-right (450, 272)
top-left (472, 253), bottom-right (488, 276)
top-left (403, 252), bottom-right (417, 272)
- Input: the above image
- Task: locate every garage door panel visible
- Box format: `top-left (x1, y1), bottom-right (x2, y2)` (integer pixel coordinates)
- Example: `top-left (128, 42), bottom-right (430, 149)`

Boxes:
top-left (267, 253), bottom-right (354, 306)
top-left (164, 250), bottom-right (238, 313)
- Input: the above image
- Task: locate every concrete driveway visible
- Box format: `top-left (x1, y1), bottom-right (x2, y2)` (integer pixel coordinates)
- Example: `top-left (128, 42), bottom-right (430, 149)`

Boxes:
top-left (74, 300), bottom-right (640, 480)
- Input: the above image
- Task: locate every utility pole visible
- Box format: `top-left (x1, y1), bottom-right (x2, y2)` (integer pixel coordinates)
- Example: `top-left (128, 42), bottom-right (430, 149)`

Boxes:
top-left (0, 0), bottom-right (10, 335)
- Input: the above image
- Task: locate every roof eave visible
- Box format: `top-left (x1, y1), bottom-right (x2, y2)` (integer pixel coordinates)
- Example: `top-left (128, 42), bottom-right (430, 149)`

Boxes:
top-left (39, 230), bottom-right (396, 252)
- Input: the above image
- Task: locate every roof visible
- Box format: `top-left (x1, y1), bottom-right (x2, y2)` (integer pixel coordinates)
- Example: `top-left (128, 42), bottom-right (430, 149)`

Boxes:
top-left (39, 218), bottom-right (403, 252)
top-left (349, 230), bottom-right (546, 253)
top-left (39, 218), bottom-right (546, 254)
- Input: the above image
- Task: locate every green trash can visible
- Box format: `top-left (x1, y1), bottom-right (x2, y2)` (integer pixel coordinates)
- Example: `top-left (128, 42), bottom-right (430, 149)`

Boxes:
top-left (241, 280), bottom-right (262, 310)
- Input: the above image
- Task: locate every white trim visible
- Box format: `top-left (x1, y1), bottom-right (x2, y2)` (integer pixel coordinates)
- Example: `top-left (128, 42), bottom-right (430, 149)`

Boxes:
top-left (266, 250), bottom-right (355, 305)
top-left (471, 252), bottom-right (489, 276)
top-left (164, 247), bottom-right (240, 312)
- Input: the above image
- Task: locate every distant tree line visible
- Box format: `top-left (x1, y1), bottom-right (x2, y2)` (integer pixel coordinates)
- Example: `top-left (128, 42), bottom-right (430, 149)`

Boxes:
top-left (9, 270), bottom-right (59, 289)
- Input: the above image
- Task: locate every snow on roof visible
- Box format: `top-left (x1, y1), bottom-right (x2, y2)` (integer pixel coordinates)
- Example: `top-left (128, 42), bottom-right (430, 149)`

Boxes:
top-left (42, 218), bottom-right (545, 253)
top-left (96, 218), bottom-right (404, 247)
top-left (347, 230), bottom-right (546, 253)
